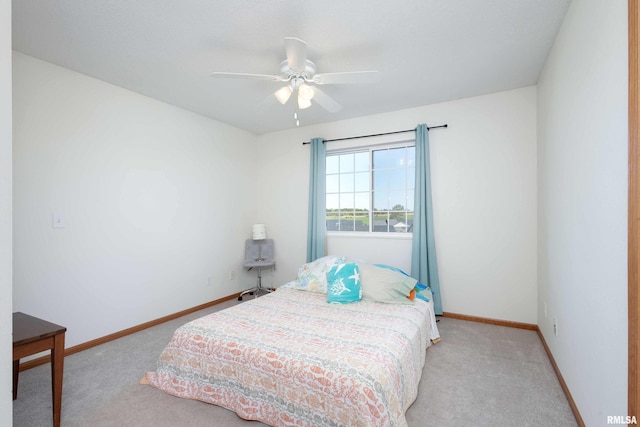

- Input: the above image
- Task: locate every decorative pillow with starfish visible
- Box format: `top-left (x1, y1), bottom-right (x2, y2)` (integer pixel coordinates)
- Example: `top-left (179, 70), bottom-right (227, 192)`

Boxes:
top-left (326, 262), bottom-right (362, 304)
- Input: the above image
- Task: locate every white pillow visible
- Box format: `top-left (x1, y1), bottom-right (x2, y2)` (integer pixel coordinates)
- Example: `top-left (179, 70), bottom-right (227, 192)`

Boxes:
top-left (358, 263), bottom-right (416, 304)
top-left (295, 255), bottom-right (345, 293)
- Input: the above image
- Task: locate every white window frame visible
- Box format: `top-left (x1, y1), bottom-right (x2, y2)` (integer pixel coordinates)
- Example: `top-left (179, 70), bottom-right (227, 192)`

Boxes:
top-left (326, 137), bottom-right (415, 237)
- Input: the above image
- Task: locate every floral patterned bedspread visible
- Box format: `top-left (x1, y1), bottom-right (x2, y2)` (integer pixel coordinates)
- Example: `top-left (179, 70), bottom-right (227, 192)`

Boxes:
top-left (142, 288), bottom-right (435, 427)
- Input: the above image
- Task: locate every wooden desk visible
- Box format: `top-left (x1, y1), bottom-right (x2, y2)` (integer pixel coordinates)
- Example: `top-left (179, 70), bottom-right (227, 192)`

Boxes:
top-left (13, 312), bottom-right (67, 427)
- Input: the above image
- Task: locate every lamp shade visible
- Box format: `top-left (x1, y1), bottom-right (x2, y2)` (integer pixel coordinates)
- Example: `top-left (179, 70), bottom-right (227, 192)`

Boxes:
top-left (298, 96), bottom-right (312, 109)
top-left (252, 224), bottom-right (266, 240)
top-left (298, 83), bottom-right (314, 101)
top-left (274, 86), bottom-right (292, 104)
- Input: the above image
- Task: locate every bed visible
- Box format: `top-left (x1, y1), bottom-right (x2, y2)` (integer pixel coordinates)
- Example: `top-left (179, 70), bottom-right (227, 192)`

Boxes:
top-left (142, 257), bottom-right (440, 427)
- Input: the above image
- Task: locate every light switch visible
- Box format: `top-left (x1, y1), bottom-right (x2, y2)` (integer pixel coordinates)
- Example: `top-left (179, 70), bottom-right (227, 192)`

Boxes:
top-left (52, 213), bottom-right (65, 229)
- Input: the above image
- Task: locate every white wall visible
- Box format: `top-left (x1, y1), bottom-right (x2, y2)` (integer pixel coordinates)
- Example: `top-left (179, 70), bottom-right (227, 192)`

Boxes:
top-left (256, 86), bottom-right (538, 324)
top-left (12, 52), bottom-right (258, 348)
top-left (0, 0), bottom-right (12, 422)
top-left (537, 1), bottom-right (628, 424)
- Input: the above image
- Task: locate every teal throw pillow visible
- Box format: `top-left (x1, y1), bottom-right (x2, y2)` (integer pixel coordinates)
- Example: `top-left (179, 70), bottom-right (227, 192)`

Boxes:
top-left (326, 263), bottom-right (362, 304)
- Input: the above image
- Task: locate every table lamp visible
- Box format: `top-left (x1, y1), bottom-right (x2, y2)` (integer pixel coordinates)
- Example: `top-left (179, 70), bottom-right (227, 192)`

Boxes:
top-left (252, 224), bottom-right (266, 261)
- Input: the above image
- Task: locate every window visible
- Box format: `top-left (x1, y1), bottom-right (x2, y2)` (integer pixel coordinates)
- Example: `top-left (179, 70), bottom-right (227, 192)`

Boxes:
top-left (326, 143), bottom-right (415, 233)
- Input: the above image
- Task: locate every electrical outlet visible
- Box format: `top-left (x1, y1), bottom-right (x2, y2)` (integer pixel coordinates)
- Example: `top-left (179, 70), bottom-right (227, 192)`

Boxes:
top-left (544, 302), bottom-right (547, 318)
top-left (207, 276), bottom-right (213, 287)
top-left (52, 213), bottom-right (65, 229)
top-left (229, 269), bottom-right (236, 280)
top-left (553, 316), bottom-right (558, 336)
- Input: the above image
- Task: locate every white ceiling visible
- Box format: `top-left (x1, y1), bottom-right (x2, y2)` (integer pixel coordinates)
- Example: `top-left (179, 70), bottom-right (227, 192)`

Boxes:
top-left (12, 0), bottom-right (571, 135)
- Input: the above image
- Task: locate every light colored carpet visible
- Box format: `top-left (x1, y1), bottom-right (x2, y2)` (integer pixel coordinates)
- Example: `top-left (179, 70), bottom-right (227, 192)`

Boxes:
top-left (13, 298), bottom-right (578, 427)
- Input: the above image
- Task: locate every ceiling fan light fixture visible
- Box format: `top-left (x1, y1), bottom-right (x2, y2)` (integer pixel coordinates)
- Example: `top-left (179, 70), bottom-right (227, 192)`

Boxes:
top-left (297, 83), bottom-right (315, 101)
top-left (298, 96), bottom-right (312, 109)
top-left (274, 86), bottom-right (293, 104)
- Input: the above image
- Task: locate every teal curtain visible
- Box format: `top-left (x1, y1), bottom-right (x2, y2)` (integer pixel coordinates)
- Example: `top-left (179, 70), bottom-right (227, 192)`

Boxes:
top-left (411, 124), bottom-right (442, 314)
top-left (306, 138), bottom-right (326, 262)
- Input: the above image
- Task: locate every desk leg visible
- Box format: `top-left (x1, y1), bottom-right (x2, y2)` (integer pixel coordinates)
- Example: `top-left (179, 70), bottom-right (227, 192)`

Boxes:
top-left (13, 359), bottom-right (19, 400)
top-left (51, 333), bottom-right (65, 427)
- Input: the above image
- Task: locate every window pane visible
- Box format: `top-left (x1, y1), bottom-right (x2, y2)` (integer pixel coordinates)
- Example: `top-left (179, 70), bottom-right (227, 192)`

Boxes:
top-left (373, 170), bottom-right (388, 191)
top-left (372, 209), bottom-right (389, 232)
top-left (326, 174), bottom-right (339, 193)
top-left (339, 173), bottom-right (354, 192)
top-left (354, 192), bottom-right (369, 210)
top-left (339, 210), bottom-right (355, 219)
top-left (406, 197), bottom-right (414, 212)
top-left (326, 155), bottom-right (339, 174)
top-left (389, 213), bottom-right (410, 232)
top-left (389, 169), bottom-right (405, 190)
top-left (340, 193), bottom-right (354, 209)
top-left (407, 146), bottom-right (415, 167)
top-left (340, 153), bottom-right (354, 173)
top-left (389, 147), bottom-right (406, 167)
top-left (373, 190), bottom-right (388, 211)
top-left (354, 216), bottom-right (369, 231)
top-left (407, 167), bottom-right (415, 189)
top-left (354, 172), bottom-right (368, 192)
top-left (326, 217), bottom-right (339, 231)
top-left (373, 149), bottom-right (389, 169)
top-left (389, 190), bottom-right (407, 210)
top-left (354, 152), bottom-right (369, 172)
top-left (353, 207), bottom-right (368, 231)
top-left (326, 193), bottom-right (339, 210)
top-left (338, 221), bottom-right (353, 231)
top-left (339, 216), bottom-right (355, 231)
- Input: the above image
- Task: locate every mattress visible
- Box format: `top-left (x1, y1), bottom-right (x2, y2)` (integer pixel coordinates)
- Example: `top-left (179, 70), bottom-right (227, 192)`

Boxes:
top-left (143, 287), bottom-right (436, 427)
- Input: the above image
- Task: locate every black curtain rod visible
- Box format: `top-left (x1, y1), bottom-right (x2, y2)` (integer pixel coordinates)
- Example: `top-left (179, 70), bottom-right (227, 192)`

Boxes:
top-left (301, 124), bottom-right (448, 145)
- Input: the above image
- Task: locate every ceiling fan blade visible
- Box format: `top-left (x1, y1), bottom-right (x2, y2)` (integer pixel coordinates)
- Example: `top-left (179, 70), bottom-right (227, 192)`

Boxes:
top-left (284, 37), bottom-right (308, 73)
top-left (313, 71), bottom-right (380, 85)
top-left (209, 72), bottom-right (284, 81)
top-left (312, 87), bottom-right (342, 113)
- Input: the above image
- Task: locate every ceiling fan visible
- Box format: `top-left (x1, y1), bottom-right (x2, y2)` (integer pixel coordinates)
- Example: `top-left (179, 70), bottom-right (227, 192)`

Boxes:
top-left (210, 37), bottom-right (380, 123)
